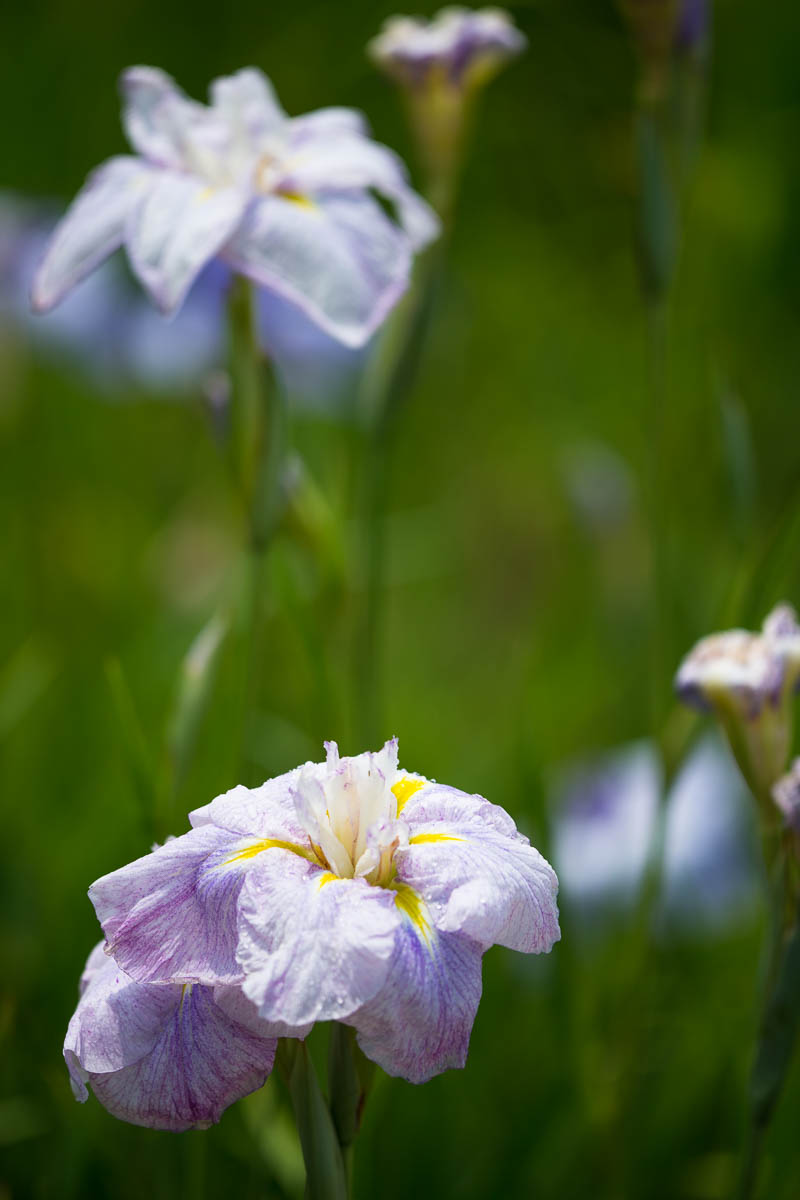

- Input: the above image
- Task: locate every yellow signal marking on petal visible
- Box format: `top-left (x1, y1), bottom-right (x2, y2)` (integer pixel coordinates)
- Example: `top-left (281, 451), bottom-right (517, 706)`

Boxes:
top-left (408, 833), bottom-right (463, 845)
top-left (223, 838), bottom-right (318, 866)
top-left (318, 872), bottom-right (338, 888)
top-left (279, 190), bottom-right (316, 209)
top-left (392, 777), bottom-right (426, 815)
top-left (392, 883), bottom-right (432, 945)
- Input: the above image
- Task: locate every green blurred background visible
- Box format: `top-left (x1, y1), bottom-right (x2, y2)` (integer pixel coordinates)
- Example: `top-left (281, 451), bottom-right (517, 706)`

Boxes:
top-left (3, 0), bottom-right (800, 1196)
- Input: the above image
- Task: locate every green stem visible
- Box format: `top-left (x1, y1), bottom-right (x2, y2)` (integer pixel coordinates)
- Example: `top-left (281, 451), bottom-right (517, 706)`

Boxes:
top-left (227, 278), bottom-right (286, 779)
top-left (738, 870), bottom-right (800, 1199)
top-left (353, 252), bottom-right (440, 747)
top-left (278, 1041), bottom-right (349, 1200)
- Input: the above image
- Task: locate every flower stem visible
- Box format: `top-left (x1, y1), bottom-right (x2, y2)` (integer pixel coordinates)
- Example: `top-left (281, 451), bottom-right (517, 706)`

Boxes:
top-left (277, 1040), bottom-right (349, 1200)
top-left (353, 252), bottom-right (440, 747)
top-left (327, 1022), bottom-right (376, 1196)
top-left (227, 277), bottom-right (286, 778)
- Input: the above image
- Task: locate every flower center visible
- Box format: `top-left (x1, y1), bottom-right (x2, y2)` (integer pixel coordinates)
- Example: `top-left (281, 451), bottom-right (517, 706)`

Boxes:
top-left (291, 741), bottom-right (424, 887)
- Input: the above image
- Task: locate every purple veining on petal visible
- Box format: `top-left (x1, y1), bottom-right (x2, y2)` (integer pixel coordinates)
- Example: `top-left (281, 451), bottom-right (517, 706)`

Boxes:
top-left (65, 944), bottom-right (278, 1131)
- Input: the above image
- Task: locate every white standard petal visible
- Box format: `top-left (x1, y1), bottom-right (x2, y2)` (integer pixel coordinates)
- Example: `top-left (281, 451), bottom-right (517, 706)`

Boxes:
top-left (347, 892), bottom-right (483, 1084)
top-left (120, 66), bottom-right (201, 169)
top-left (225, 192), bottom-right (413, 347)
top-left (31, 157), bottom-right (149, 313)
top-left (397, 785), bottom-right (561, 954)
top-left (237, 858), bottom-right (401, 1025)
top-left (125, 171), bottom-right (247, 314)
top-left (209, 68), bottom-right (287, 148)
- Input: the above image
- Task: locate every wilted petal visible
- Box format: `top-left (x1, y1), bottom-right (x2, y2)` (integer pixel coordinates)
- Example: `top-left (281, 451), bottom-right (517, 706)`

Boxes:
top-left (396, 806), bottom-right (560, 953)
top-left (238, 858), bottom-right (401, 1025)
top-left (65, 947), bottom-right (277, 1130)
top-left (89, 823), bottom-right (307, 985)
top-left (282, 135), bottom-right (439, 249)
top-left (347, 895), bottom-right (483, 1083)
top-left (125, 171), bottom-right (246, 314)
top-left (224, 192), bottom-right (412, 347)
top-left (30, 157), bottom-right (149, 313)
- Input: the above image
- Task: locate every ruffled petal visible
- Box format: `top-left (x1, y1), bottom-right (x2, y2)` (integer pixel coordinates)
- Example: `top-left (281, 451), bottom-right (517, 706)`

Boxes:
top-left (395, 795), bottom-right (560, 953)
top-left (65, 947), bottom-right (277, 1130)
top-left (282, 132), bottom-right (439, 249)
top-left (237, 858), bottom-right (401, 1025)
top-left (189, 772), bottom-right (307, 841)
top-left (89, 823), bottom-right (311, 985)
top-left (224, 191), bottom-right (412, 347)
top-left (347, 893), bottom-right (483, 1083)
top-left (125, 170), bottom-right (246, 314)
top-left (30, 157), bottom-right (149, 313)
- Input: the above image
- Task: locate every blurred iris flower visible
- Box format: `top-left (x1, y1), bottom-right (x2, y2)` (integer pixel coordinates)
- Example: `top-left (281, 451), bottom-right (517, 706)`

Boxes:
top-left (675, 604), bottom-right (800, 798)
top-left (4, 194), bottom-right (363, 404)
top-left (73, 739), bottom-right (559, 1107)
top-left (551, 735), bottom-right (759, 931)
top-left (31, 67), bottom-right (438, 348)
top-left (65, 942), bottom-right (284, 1131)
top-left (368, 7), bottom-right (526, 88)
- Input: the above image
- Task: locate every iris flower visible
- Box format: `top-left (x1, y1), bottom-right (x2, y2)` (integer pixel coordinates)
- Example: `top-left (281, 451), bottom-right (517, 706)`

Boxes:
top-left (368, 7), bottom-right (526, 88)
top-left (31, 67), bottom-right (438, 347)
top-left (72, 739), bottom-right (559, 1105)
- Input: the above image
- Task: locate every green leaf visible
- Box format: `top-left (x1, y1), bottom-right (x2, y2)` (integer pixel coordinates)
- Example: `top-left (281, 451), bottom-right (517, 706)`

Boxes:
top-left (165, 610), bottom-right (228, 796)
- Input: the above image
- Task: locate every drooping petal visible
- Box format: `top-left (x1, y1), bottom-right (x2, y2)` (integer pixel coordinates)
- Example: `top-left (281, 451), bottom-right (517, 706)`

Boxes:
top-left (395, 801), bottom-right (561, 954)
top-left (65, 947), bottom-right (277, 1131)
top-left (238, 858), bottom-right (401, 1025)
top-left (125, 171), bottom-right (247, 314)
top-left (30, 157), bottom-right (149, 313)
top-left (281, 133), bottom-right (439, 249)
top-left (224, 191), bottom-right (413, 347)
top-left (89, 823), bottom-right (310, 985)
top-left (347, 891), bottom-right (483, 1083)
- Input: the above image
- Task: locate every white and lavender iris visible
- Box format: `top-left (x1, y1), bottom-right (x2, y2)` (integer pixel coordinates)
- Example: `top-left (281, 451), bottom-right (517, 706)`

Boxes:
top-left (368, 7), bottom-right (526, 88)
top-left (675, 605), bottom-right (800, 719)
top-left (72, 739), bottom-right (559, 1104)
top-left (31, 67), bottom-right (439, 347)
top-left (675, 605), bottom-right (800, 796)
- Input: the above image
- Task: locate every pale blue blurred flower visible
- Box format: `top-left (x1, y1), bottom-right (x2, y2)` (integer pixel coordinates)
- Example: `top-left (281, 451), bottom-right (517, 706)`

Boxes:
top-left (551, 734), bottom-right (758, 932)
top-left (4, 193), bottom-right (364, 406)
